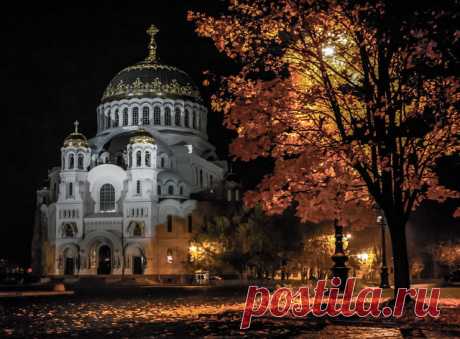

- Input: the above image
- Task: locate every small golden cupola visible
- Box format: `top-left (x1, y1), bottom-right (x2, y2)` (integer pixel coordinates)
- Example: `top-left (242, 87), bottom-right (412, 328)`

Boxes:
top-left (63, 121), bottom-right (89, 148)
top-left (129, 127), bottom-right (155, 145)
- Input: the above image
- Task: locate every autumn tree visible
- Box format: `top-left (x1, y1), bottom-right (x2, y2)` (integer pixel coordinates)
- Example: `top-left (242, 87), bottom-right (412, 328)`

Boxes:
top-left (431, 241), bottom-right (460, 269)
top-left (189, 0), bottom-right (460, 290)
top-left (190, 207), bottom-right (304, 279)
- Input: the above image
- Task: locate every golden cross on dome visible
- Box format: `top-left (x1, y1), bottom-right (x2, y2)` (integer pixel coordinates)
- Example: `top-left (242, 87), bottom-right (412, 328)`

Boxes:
top-left (146, 24), bottom-right (159, 63)
top-left (74, 120), bottom-right (79, 133)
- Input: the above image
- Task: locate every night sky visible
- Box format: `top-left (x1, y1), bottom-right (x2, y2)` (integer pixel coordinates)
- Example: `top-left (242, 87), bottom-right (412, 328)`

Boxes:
top-left (3, 1), bottom-right (459, 266)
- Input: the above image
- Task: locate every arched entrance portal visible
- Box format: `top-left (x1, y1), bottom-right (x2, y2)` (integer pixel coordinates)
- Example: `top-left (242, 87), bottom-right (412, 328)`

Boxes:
top-left (133, 256), bottom-right (143, 275)
top-left (62, 245), bottom-right (78, 276)
top-left (125, 244), bottom-right (145, 275)
top-left (97, 245), bottom-right (112, 275)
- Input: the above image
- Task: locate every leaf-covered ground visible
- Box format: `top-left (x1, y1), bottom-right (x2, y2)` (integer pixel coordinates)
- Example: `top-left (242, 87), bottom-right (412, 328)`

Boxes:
top-left (1, 291), bottom-right (459, 338)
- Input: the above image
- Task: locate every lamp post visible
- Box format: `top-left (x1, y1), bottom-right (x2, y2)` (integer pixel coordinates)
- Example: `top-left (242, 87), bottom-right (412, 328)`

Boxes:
top-left (377, 214), bottom-right (390, 288)
top-left (331, 219), bottom-right (349, 291)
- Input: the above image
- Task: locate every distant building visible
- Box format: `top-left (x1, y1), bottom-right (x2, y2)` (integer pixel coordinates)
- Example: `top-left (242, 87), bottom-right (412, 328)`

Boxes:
top-left (31, 25), bottom-right (240, 281)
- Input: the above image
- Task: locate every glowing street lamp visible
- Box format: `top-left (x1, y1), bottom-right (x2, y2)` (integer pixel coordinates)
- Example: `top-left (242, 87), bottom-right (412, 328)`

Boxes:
top-left (357, 252), bottom-right (369, 262)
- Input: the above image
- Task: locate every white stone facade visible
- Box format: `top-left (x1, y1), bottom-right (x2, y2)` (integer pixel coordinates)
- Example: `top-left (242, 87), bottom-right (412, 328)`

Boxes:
top-left (33, 27), bottom-right (228, 279)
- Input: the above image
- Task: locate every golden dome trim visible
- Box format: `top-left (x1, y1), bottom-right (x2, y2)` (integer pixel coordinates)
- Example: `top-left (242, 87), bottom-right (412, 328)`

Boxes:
top-left (63, 121), bottom-right (89, 148)
top-left (63, 134), bottom-right (90, 148)
top-left (129, 128), bottom-right (156, 145)
top-left (101, 76), bottom-right (201, 102)
top-left (121, 62), bottom-right (188, 74)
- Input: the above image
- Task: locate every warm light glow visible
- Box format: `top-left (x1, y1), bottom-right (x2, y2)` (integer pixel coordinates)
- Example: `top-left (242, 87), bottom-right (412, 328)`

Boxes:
top-left (322, 46), bottom-right (334, 56)
top-left (357, 252), bottom-right (369, 262)
top-left (345, 233), bottom-right (352, 239)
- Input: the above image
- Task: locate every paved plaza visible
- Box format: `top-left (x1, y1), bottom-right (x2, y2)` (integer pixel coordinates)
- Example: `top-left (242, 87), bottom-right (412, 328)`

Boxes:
top-left (1, 287), bottom-right (459, 338)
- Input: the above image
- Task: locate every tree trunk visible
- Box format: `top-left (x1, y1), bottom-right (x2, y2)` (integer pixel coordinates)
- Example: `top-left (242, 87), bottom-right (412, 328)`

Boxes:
top-left (387, 220), bottom-right (411, 295)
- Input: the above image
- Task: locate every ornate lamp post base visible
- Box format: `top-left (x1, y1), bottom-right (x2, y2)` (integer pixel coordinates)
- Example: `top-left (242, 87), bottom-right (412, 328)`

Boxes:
top-left (331, 219), bottom-right (349, 291)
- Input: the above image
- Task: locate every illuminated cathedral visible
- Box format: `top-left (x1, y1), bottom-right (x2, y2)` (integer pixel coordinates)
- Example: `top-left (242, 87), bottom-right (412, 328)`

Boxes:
top-left (31, 25), bottom-right (240, 281)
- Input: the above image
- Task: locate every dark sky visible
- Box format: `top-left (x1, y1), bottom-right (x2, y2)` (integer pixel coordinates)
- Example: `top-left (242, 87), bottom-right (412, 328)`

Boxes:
top-left (3, 1), bottom-right (459, 266)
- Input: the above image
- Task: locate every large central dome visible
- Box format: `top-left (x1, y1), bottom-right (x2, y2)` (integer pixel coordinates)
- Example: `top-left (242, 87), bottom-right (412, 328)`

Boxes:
top-left (92, 25), bottom-right (212, 157)
top-left (101, 25), bottom-right (201, 103)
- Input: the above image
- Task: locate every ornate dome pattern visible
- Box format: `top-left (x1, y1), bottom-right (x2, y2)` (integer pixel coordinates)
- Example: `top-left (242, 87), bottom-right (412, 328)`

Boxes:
top-left (101, 25), bottom-right (201, 103)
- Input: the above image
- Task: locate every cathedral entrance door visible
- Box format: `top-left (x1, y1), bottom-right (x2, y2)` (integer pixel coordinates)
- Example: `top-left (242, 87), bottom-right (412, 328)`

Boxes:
top-left (97, 245), bottom-right (112, 275)
top-left (64, 258), bottom-right (74, 275)
top-left (133, 256), bottom-right (143, 275)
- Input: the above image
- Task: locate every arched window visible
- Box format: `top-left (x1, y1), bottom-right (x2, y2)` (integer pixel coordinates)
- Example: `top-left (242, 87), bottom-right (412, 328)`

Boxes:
top-left (235, 189), bottom-right (240, 201)
top-left (145, 151), bottom-right (151, 167)
top-left (132, 107), bottom-right (139, 125)
top-left (174, 107), bottom-right (181, 126)
top-left (113, 109), bottom-right (119, 127)
top-left (69, 154), bottom-right (74, 169)
top-left (142, 106), bottom-right (149, 125)
top-left (123, 108), bottom-right (128, 126)
top-left (128, 151), bottom-right (132, 168)
top-left (179, 186), bottom-right (184, 195)
top-left (210, 175), bottom-right (213, 186)
top-left (157, 185), bottom-right (161, 195)
top-left (154, 106), bottom-right (161, 125)
top-left (184, 109), bottom-right (190, 127)
top-left (168, 185), bottom-right (174, 195)
top-left (160, 157), bottom-right (165, 168)
top-left (136, 151), bottom-right (142, 167)
top-left (77, 154), bottom-right (84, 170)
top-left (136, 180), bottom-right (141, 194)
top-left (192, 111), bottom-right (196, 129)
top-left (105, 114), bottom-right (110, 129)
top-left (68, 182), bottom-right (73, 198)
top-left (100, 184), bottom-right (115, 211)
top-left (133, 223), bottom-right (142, 237)
top-left (199, 169), bottom-right (203, 188)
top-left (164, 106), bottom-right (172, 126)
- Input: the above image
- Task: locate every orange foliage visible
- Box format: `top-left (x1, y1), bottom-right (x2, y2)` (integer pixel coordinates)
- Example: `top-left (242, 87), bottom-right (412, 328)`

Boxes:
top-left (189, 0), bottom-right (460, 230)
